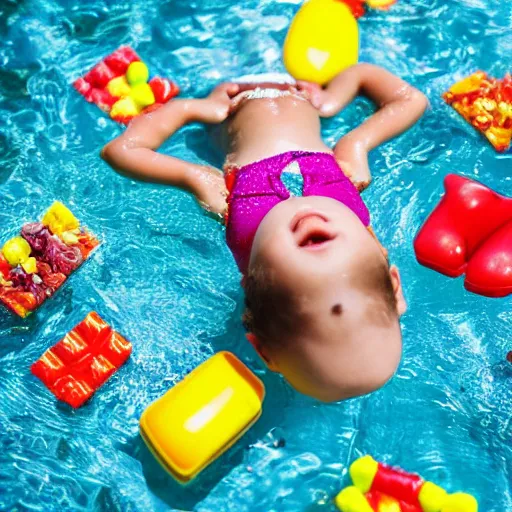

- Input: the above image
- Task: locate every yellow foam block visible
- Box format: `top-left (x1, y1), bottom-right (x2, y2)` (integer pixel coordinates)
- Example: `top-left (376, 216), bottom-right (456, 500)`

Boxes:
top-left (140, 352), bottom-right (265, 483)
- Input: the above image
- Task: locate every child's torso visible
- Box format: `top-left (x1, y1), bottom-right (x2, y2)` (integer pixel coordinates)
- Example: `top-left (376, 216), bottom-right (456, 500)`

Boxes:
top-left (221, 91), bottom-right (332, 168)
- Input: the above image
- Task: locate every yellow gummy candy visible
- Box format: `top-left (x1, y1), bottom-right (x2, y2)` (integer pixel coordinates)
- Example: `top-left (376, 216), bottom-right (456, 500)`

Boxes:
top-left (283, 0), bottom-right (358, 85)
top-left (419, 481), bottom-right (449, 512)
top-left (366, 0), bottom-right (396, 9)
top-left (2, 237), bottom-right (31, 266)
top-left (334, 486), bottom-right (373, 512)
top-left (61, 231), bottom-right (79, 245)
top-left (126, 61), bottom-right (149, 85)
top-left (349, 455), bottom-right (379, 493)
top-left (21, 257), bottom-right (37, 274)
top-left (110, 96), bottom-right (142, 120)
top-left (42, 201), bottom-right (80, 236)
top-left (130, 83), bottom-right (155, 108)
top-left (441, 493), bottom-right (478, 512)
top-left (106, 75), bottom-right (132, 98)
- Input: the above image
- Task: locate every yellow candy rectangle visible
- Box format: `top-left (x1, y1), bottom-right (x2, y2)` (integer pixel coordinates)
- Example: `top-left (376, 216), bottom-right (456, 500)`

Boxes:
top-left (139, 352), bottom-right (265, 483)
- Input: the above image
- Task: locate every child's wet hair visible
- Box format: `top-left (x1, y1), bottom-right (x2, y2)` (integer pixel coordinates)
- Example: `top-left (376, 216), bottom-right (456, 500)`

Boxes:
top-left (242, 265), bottom-right (301, 345)
top-left (243, 256), bottom-right (398, 344)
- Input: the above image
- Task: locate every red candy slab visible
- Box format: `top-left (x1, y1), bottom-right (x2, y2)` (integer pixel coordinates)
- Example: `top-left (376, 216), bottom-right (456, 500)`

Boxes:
top-left (31, 312), bottom-right (132, 408)
top-left (73, 46), bottom-right (180, 124)
top-left (414, 174), bottom-right (512, 297)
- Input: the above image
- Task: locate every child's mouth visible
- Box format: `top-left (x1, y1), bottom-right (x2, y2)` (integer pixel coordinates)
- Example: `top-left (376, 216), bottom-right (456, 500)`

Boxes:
top-left (291, 212), bottom-right (336, 249)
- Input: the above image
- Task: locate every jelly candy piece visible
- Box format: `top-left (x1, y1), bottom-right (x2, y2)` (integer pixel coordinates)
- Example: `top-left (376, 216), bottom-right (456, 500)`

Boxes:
top-left (84, 61), bottom-right (117, 88)
top-left (106, 75), bottom-right (132, 98)
top-left (110, 96), bottom-right (142, 122)
top-left (149, 77), bottom-right (180, 103)
top-left (21, 257), bottom-right (38, 274)
top-left (103, 46), bottom-right (140, 74)
top-left (2, 236), bottom-right (31, 266)
top-left (130, 82), bottom-right (155, 108)
top-left (61, 231), bottom-right (79, 245)
top-left (42, 201), bottom-right (80, 236)
top-left (126, 61), bottom-right (149, 85)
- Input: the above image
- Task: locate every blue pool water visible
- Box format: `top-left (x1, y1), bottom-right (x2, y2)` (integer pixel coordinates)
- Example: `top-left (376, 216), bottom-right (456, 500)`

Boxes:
top-left (1, 0), bottom-right (511, 510)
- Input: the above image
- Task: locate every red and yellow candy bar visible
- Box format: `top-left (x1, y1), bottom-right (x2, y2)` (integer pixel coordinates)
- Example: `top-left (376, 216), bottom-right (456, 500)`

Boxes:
top-left (335, 456), bottom-right (478, 512)
top-left (31, 312), bottom-right (132, 408)
top-left (73, 46), bottom-right (179, 124)
top-left (443, 71), bottom-right (512, 152)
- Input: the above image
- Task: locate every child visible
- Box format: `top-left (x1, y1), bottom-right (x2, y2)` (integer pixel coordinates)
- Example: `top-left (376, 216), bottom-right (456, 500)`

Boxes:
top-left (102, 64), bottom-right (428, 402)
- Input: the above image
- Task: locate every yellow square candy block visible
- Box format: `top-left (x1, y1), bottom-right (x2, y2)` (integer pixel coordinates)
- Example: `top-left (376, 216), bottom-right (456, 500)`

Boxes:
top-left (140, 352), bottom-right (265, 483)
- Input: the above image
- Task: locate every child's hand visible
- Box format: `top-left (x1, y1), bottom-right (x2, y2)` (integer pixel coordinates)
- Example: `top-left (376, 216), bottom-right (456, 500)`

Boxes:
top-left (194, 83), bottom-right (240, 124)
top-left (297, 81), bottom-right (339, 117)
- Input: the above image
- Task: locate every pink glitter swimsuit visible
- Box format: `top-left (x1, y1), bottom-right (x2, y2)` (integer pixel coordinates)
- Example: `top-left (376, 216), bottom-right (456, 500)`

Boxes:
top-left (225, 151), bottom-right (370, 274)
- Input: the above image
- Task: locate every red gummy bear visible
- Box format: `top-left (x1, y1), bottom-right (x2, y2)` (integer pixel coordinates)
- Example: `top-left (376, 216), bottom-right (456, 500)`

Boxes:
top-left (414, 174), bottom-right (512, 297)
top-left (31, 312), bottom-right (132, 408)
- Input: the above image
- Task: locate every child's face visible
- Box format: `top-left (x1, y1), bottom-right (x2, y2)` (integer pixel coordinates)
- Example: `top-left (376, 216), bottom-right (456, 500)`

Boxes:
top-left (248, 196), bottom-right (406, 401)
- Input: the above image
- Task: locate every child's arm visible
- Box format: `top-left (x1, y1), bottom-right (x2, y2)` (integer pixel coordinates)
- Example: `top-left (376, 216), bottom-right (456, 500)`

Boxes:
top-left (101, 83), bottom-right (240, 214)
top-left (298, 64), bottom-right (428, 189)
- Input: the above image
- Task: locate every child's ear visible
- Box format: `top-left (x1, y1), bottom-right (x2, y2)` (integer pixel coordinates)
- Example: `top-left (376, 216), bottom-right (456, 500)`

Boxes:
top-left (389, 265), bottom-right (407, 316)
top-left (245, 333), bottom-right (279, 372)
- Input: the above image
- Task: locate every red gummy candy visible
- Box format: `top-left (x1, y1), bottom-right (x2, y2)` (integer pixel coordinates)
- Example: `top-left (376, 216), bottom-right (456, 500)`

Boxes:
top-left (84, 61), bottom-right (117, 88)
top-left (31, 312), bottom-right (132, 408)
top-left (89, 88), bottom-right (117, 111)
top-left (103, 46), bottom-right (140, 74)
top-left (0, 253), bottom-right (11, 280)
top-left (73, 77), bottom-right (92, 97)
top-left (415, 174), bottom-right (512, 297)
top-left (149, 77), bottom-right (180, 103)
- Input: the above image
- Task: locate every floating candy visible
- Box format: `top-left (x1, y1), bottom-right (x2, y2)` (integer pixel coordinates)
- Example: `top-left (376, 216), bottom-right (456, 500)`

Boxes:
top-left (443, 71), bottom-right (512, 152)
top-left (0, 202), bottom-right (99, 318)
top-left (366, 0), bottom-right (396, 9)
top-left (130, 83), bottom-right (156, 108)
top-left (31, 312), bottom-right (132, 408)
top-left (283, 0), bottom-right (359, 85)
top-left (414, 174), bottom-right (512, 298)
top-left (73, 46), bottom-right (180, 125)
top-left (140, 352), bottom-right (265, 483)
top-left (283, 0), bottom-right (398, 85)
top-left (42, 201), bottom-right (80, 236)
top-left (335, 455), bottom-right (478, 512)
top-left (2, 237), bottom-right (32, 266)
top-left (126, 61), bottom-right (149, 85)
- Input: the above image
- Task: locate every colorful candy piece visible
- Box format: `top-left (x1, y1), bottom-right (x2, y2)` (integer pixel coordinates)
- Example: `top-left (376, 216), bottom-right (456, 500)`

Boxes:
top-left (365, 0), bottom-right (397, 9)
top-left (31, 312), bottom-right (132, 408)
top-left (443, 71), bottom-right (512, 152)
top-left (126, 61), bottom-right (149, 85)
top-left (335, 456), bottom-right (478, 512)
top-left (414, 174), bottom-right (512, 297)
top-left (2, 237), bottom-right (32, 266)
top-left (73, 46), bottom-right (179, 125)
top-left (0, 202), bottom-right (99, 318)
top-left (149, 77), bottom-right (180, 104)
top-left (283, 0), bottom-right (359, 85)
top-left (42, 201), bottom-right (80, 236)
top-left (140, 352), bottom-right (265, 483)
